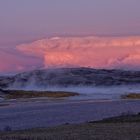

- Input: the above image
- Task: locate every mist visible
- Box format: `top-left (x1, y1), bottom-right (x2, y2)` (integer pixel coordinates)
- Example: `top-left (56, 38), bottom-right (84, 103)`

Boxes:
top-left (1, 66), bottom-right (140, 100)
top-left (7, 84), bottom-right (140, 100)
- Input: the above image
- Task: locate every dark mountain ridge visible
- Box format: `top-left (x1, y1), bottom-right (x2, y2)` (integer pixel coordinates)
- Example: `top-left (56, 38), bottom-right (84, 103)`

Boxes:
top-left (0, 67), bottom-right (140, 89)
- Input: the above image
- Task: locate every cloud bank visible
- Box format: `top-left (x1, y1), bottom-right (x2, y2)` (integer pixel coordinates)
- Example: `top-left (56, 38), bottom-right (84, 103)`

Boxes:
top-left (17, 36), bottom-right (140, 70)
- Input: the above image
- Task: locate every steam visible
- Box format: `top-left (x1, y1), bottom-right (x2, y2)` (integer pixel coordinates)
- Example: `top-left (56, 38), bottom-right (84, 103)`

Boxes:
top-left (17, 36), bottom-right (140, 70)
top-left (8, 85), bottom-right (140, 100)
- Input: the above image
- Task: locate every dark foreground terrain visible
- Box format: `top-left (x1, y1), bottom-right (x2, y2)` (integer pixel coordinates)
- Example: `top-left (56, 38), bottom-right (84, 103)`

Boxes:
top-left (0, 113), bottom-right (140, 140)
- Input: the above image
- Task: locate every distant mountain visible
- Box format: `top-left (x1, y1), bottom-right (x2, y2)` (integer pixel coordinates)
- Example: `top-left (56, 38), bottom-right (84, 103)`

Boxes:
top-left (0, 68), bottom-right (140, 89)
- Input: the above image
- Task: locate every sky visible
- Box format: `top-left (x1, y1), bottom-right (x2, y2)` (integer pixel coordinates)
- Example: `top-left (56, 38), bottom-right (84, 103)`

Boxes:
top-left (0, 0), bottom-right (140, 73)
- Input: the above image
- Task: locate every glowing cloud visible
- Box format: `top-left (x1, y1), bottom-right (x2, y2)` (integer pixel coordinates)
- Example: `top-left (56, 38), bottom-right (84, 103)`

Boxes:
top-left (16, 36), bottom-right (140, 70)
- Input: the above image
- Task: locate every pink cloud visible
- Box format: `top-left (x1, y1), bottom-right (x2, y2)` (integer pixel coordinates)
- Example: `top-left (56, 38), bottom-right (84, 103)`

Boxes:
top-left (17, 36), bottom-right (140, 70)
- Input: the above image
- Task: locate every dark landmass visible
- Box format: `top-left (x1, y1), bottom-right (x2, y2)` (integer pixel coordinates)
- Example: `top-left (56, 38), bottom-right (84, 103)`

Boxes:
top-left (0, 104), bottom-right (9, 107)
top-left (91, 112), bottom-right (140, 123)
top-left (0, 88), bottom-right (5, 94)
top-left (0, 113), bottom-right (140, 140)
top-left (2, 90), bottom-right (79, 99)
top-left (0, 67), bottom-right (140, 89)
top-left (121, 93), bottom-right (140, 99)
